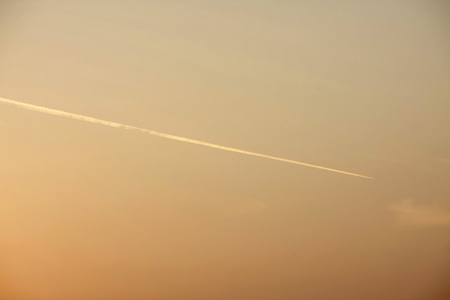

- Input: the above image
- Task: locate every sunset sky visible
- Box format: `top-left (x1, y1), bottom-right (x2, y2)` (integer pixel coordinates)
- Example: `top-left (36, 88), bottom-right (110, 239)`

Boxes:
top-left (1, 1), bottom-right (449, 299)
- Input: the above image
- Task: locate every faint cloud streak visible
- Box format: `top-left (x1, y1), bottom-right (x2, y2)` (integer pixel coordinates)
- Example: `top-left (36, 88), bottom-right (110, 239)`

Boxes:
top-left (389, 199), bottom-right (450, 227)
top-left (233, 199), bottom-right (270, 215)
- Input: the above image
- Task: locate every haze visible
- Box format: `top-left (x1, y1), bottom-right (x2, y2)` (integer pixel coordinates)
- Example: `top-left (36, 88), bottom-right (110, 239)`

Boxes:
top-left (1, 1), bottom-right (449, 299)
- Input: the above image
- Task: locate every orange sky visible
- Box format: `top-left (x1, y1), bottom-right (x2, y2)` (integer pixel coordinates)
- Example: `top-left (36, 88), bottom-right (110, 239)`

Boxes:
top-left (1, 1), bottom-right (450, 299)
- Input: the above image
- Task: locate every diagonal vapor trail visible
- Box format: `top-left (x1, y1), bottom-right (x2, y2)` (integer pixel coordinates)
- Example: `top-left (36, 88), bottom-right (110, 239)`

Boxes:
top-left (0, 97), bottom-right (373, 179)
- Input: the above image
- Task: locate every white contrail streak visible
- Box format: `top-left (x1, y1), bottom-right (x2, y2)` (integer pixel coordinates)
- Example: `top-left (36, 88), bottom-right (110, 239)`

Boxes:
top-left (0, 97), bottom-right (373, 179)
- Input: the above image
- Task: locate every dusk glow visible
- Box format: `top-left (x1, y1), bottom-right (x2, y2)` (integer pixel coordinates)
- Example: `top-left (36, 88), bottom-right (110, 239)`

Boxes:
top-left (1, 1), bottom-right (449, 299)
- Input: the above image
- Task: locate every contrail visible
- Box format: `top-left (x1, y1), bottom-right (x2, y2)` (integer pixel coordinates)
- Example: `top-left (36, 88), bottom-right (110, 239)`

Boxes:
top-left (0, 97), bottom-right (373, 179)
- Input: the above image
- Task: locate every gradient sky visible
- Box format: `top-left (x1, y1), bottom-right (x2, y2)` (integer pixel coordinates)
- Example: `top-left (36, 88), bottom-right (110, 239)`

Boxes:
top-left (1, 1), bottom-right (449, 299)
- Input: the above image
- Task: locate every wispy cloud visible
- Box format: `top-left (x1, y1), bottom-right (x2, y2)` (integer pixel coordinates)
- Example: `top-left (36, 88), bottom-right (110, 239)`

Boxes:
top-left (389, 199), bottom-right (450, 227)
top-left (0, 97), bottom-right (373, 179)
top-left (232, 199), bottom-right (270, 215)
top-left (439, 158), bottom-right (450, 165)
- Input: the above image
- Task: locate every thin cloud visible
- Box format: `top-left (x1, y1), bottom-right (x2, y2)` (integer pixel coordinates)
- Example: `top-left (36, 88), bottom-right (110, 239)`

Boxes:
top-left (439, 158), bottom-right (450, 165)
top-left (0, 97), bottom-right (373, 179)
top-left (233, 199), bottom-right (270, 215)
top-left (389, 199), bottom-right (450, 227)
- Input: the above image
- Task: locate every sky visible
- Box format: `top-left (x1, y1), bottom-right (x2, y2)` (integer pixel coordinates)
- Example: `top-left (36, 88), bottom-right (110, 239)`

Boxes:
top-left (0, 1), bottom-right (449, 299)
